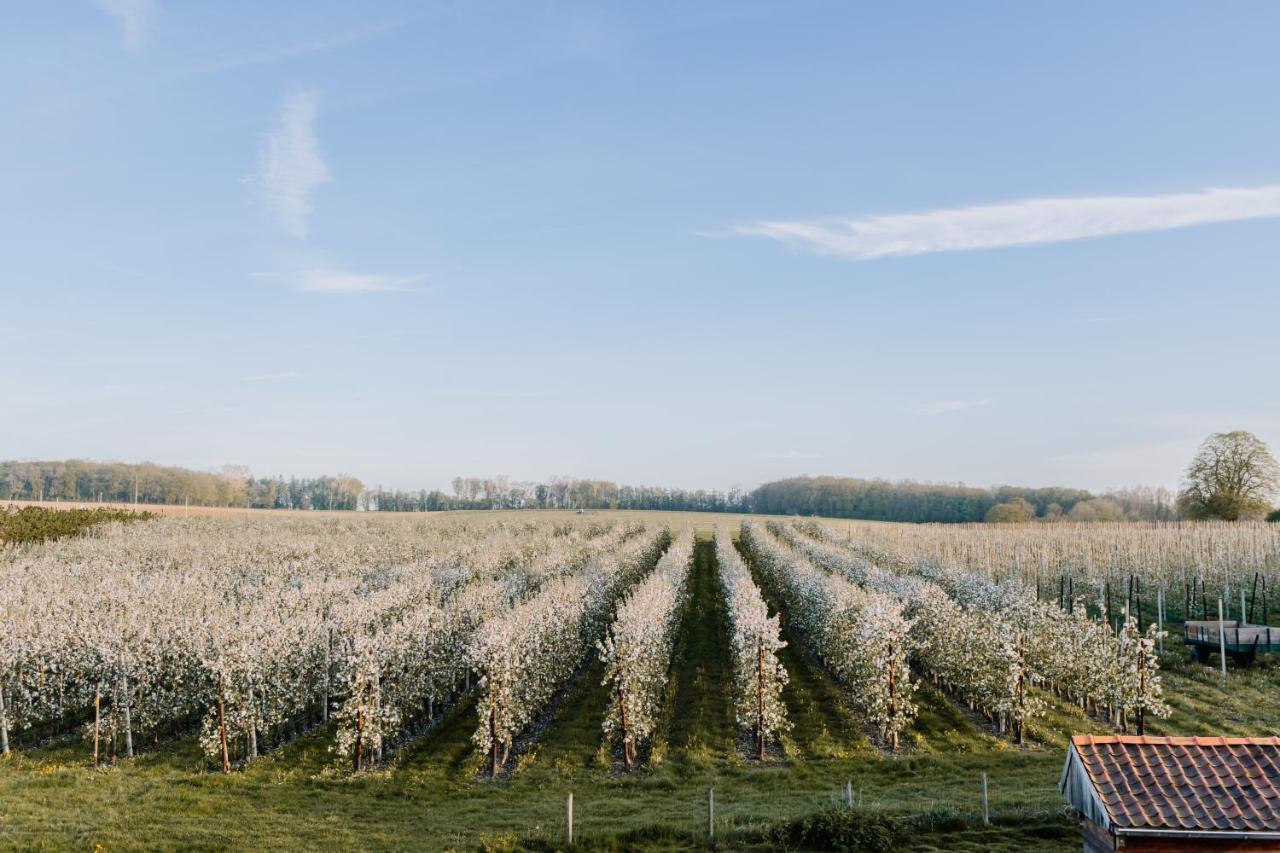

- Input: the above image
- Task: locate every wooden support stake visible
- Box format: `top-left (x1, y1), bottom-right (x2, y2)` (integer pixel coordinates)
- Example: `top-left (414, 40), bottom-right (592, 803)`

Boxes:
top-left (981, 772), bottom-right (990, 826)
top-left (845, 779), bottom-right (854, 809)
top-left (93, 686), bottom-right (101, 768)
top-left (1219, 598), bottom-right (1228, 678)
top-left (756, 642), bottom-right (766, 760)
top-left (566, 791), bottom-right (574, 845)
top-left (217, 673), bottom-right (230, 773)
top-left (1249, 573), bottom-right (1260, 624)
top-left (1157, 588), bottom-right (1164, 656)
top-left (707, 785), bottom-right (715, 841)
top-left (1136, 576), bottom-right (1142, 629)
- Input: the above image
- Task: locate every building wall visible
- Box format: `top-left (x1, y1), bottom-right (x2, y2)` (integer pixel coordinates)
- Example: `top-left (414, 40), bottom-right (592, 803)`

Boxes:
top-left (1081, 819), bottom-right (1280, 852)
top-left (1082, 818), bottom-right (1115, 852)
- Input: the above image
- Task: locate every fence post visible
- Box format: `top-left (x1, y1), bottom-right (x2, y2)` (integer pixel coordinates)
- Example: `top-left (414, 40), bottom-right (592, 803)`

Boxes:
top-left (707, 785), bottom-right (715, 841)
top-left (981, 772), bottom-right (990, 826)
top-left (845, 779), bottom-right (853, 809)
top-left (1157, 588), bottom-right (1164, 655)
top-left (566, 791), bottom-right (573, 845)
top-left (1218, 598), bottom-right (1228, 677)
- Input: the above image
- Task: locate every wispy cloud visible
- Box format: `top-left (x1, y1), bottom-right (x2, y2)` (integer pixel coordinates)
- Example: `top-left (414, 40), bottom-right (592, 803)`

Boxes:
top-left (95, 0), bottom-right (154, 50)
top-left (184, 20), bottom-right (409, 77)
top-left (912, 397), bottom-right (993, 416)
top-left (732, 184), bottom-right (1280, 259)
top-left (252, 90), bottom-right (330, 238)
top-left (241, 371), bottom-right (305, 382)
top-left (253, 268), bottom-right (425, 294)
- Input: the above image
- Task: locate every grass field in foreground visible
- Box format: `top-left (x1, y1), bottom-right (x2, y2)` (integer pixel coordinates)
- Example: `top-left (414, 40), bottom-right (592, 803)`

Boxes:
top-left (3, 529), bottom-right (1278, 851)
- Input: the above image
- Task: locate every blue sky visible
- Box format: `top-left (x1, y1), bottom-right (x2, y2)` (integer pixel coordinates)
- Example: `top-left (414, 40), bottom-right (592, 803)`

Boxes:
top-left (4, 1), bottom-right (1279, 493)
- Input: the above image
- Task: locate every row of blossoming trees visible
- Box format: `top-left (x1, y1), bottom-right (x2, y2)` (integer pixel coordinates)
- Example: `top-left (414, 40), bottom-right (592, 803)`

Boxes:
top-left (714, 527), bottom-right (790, 757)
top-left (760, 520), bottom-right (1169, 740)
top-left (841, 520), bottom-right (1280, 625)
top-left (739, 523), bottom-right (918, 748)
top-left (598, 528), bottom-right (696, 769)
top-left (470, 527), bottom-right (668, 775)
top-left (0, 511), bottom-right (1187, 770)
top-left (595, 526), bottom-right (793, 766)
top-left (0, 513), bottom-right (799, 774)
top-left (0, 513), bottom-right (674, 770)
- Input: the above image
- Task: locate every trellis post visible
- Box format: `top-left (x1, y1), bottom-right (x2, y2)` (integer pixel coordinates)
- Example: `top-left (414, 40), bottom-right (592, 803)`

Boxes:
top-left (1157, 588), bottom-right (1164, 655)
top-left (981, 772), bottom-right (990, 826)
top-left (1218, 598), bottom-right (1228, 677)
top-left (566, 791), bottom-right (574, 845)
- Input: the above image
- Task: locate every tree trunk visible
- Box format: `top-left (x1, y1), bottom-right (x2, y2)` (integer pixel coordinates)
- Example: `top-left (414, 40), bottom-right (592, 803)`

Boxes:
top-left (217, 673), bottom-right (231, 773)
top-left (93, 685), bottom-right (101, 767)
top-left (886, 642), bottom-right (897, 751)
top-left (1137, 646), bottom-right (1147, 735)
top-left (489, 703), bottom-right (499, 777)
top-left (756, 641), bottom-right (766, 760)
top-left (617, 685), bottom-right (633, 771)
top-left (121, 669), bottom-right (134, 758)
top-left (0, 684), bottom-right (9, 757)
top-left (1016, 635), bottom-right (1026, 745)
top-left (322, 630), bottom-right (331, 723)
top-left (354, 692), bottom-right (364, 773)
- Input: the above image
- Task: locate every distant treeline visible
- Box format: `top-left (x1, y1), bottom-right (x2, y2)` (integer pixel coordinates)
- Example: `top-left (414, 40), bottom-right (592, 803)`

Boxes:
top-left (749, 476), bottom-right (1175, 523)
top-left (0, 461), bottom-right (1175, 522)
top-left (0, 460), bottom-right (364, 511)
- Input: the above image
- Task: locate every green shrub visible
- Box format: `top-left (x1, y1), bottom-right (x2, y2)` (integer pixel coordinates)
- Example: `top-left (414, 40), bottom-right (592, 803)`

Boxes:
top-left (0, 505), bottom-right (154, 545)
top-left (770, 807), bottom-right (903, 852)
top-left (1267, 508), bottom-right (1280, 522)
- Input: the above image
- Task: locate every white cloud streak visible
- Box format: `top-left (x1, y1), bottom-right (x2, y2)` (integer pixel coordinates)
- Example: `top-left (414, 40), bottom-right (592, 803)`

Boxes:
top-left (253, 268), bottom-right (425, 294)
top-left (95, 0), bottom-right (154, 50)
top-left (254, 90), bottom-right (330, 238)
top-left (184, 20), bottom-right (409, 77)
top-left (241, 371), bottom-right (305, 382)
top-left (734, 184), bottom-right (1280, 259)
top-left (913, 397), bottom-right (992, 416)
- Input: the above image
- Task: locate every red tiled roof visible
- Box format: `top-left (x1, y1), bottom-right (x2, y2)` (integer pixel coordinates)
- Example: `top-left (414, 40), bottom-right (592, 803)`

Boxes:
top-left (1066, 735), bottom-right (1280, 834)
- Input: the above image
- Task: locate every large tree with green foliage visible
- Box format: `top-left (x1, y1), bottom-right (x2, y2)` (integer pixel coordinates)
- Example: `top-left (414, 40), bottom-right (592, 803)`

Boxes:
top-left (984, 497), bottom-right (1036, 523)
top-left (1177, 431), bottom-right (1280, 520)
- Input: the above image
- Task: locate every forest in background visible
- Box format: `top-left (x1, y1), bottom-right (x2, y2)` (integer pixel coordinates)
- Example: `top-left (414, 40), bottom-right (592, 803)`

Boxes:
top-left (0, 460), bottom-right (1177, 523)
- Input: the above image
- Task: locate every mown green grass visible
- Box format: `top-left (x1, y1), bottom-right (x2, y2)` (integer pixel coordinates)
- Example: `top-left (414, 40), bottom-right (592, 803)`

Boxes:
top-left (4, 536), bottom-right (1276, 851)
